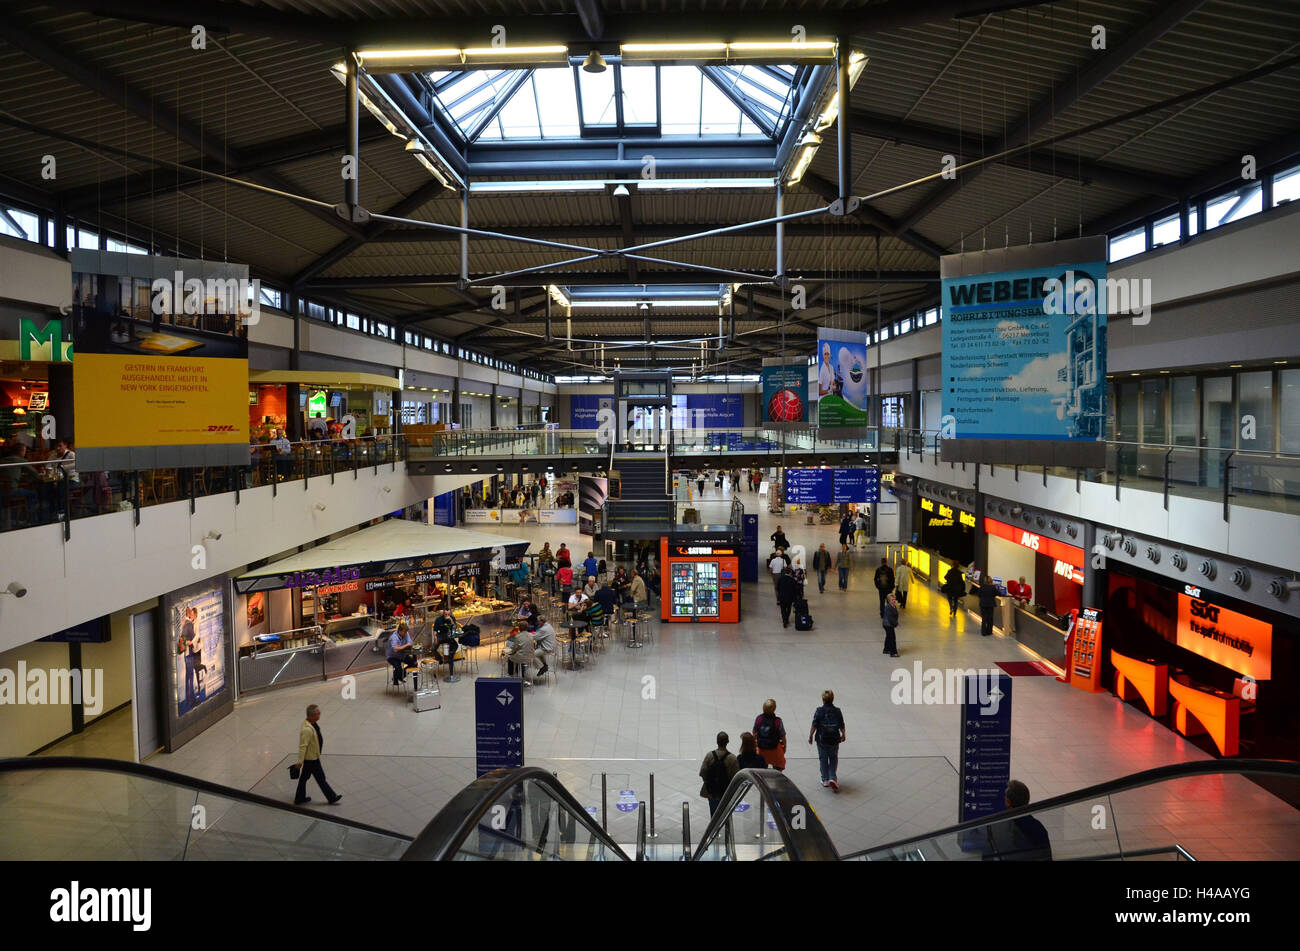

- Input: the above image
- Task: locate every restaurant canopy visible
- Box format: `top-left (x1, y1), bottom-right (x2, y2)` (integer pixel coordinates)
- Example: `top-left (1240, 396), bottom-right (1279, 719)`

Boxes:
top-left (234, 519), bottom-right (531, 593)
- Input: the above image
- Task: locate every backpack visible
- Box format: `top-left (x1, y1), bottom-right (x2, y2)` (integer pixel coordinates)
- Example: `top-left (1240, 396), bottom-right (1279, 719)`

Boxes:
top-left (755, 714), bottom-right (780, 750)
top-left (817, 709), bottom-right (841, 746)
top-left (704, 750), bottom-right (732, 798)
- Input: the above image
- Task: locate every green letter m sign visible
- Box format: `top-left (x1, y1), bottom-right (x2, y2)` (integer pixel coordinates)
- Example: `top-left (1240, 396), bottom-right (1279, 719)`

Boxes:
top-left (19, 317), bottom-right (72, 361)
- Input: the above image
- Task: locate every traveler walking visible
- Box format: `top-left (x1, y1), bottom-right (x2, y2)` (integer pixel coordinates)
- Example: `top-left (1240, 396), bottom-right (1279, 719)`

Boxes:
top-left (808, 690), bottom-right (846, 792)
top-left (854, 512), bottom-right (869, 548)
top-left (942, 564), bottom-right (965, 616)
top-left (699, 732), bottom-right (740, 817)
top-left (753, 699), bottom-right (787, 770)
top-left (293, 704), bottom-right (341, 805)
top-left (768, 548), bottom-right (789, 599)
top-left (770, 525), bottom-right (790, 551)
top-left (978, 575), bottom-right (999, 637)
top-left (883, 592), bottom-right (900, 657)
top-left (894, 561), bottom-right (911, 608)
top-left (696, 470), bottom-right (706, 496)
top-left (836, 547), bottom-right (851, 590)
top-left (873, 557), bottom-right (895, 618)
top-left (776, 566), bottom-right (800, 628)
top-left (838, 514), bottom-right (852, 550)
top-left (811, 543), bottom-right (832, 594)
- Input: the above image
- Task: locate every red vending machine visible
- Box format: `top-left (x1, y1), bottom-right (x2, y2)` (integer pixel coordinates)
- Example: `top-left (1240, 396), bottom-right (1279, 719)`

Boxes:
top-left (660, 537), bottom-right (741, 623)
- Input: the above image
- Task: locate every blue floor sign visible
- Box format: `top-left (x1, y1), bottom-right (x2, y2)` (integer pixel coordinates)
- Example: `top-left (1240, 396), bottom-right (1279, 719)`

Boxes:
top-left (475, 677), bottom-right (524, 778)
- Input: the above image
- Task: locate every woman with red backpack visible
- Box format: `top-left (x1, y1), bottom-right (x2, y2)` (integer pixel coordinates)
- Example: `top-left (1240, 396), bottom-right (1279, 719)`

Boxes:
top-left (752, 698), bottom-right (787, 770)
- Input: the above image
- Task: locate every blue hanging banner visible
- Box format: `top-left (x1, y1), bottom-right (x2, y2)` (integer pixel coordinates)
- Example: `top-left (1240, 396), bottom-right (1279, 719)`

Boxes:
top-left (475, 677), bottom-right (525, 778)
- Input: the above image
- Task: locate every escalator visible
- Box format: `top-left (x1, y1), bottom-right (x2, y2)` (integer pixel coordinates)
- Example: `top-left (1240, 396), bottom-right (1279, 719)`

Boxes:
top-left (1, 757), bottom-right (1296, 861)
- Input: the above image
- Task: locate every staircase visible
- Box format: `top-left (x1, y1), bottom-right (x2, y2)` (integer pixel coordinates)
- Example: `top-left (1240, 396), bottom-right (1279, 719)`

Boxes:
top-left (606, 454), bottom-right (672, 535)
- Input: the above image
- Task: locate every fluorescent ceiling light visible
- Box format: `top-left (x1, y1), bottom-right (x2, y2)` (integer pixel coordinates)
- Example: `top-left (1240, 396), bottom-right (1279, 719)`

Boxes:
top-left (785, 144), bottom-right (816, 186)
top-left (463, 45), bottom-right (568, 57)
top-left (547, 284), bottom-right (571, 308)
top-left (621, 42), bottom-right (728, 54)
top-left (728, 41), bottom-right (836, 52)
top-left (569, 299), bottom-right (719, 308)
top-left (469, 178), bottom-right (773, 193)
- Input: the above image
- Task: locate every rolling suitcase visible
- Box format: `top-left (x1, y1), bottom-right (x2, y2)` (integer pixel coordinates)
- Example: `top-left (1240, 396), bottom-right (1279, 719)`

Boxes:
top-left (794, 599), bottom-right (813, 631)
top-left (413, 686), bottom-right (441, 712)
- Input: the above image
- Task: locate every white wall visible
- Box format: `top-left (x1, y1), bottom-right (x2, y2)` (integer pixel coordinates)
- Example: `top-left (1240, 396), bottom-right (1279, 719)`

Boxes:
top-left (987, 534), bottom-right (1036, 588)
top-left (83, 610), bottom-right (136, 722)
top-left (0, 469), bottom-right (467, 651)
top-left (0, 640), bottom-right (74, 756)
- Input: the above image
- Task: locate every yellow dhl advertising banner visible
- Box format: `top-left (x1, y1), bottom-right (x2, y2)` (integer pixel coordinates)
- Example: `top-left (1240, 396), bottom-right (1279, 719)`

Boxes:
top-left (74, 354), bottom-right (250, 447)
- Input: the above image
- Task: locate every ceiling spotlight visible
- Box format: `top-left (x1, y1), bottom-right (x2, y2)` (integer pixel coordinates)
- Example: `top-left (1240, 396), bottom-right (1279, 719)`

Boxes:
top-left (1035, 515), bottom-right (1046, 529)
top-left (1066, 524), bottom-right (1078, 538)
top-left (495, 463), bottom-right (504, 471)
top-left (470, 464), bottom-right (480, 472)
top-left (1199, 559), bottom-right (1217, 580)
top-left (638, 301), bottom-right (650, 311)
top-left (2, 581), bottom-right (27, 598)
top-left (1050, 519), bottom-right (1061, 533)
top-left (1146, 545), bottom-right (1161, 563)
top-left (1231, 566), bottom-right (1251, 590)
top-left (1267, 577), bottom-right (1293, 600)
top-left (1121, 537), bottom-right (1137, 556)
top-left (1103, 532), bottom-right (1120, 549)
top-left (612, 183), bottom-right (630, 198)
top-left (1171, 551), bottom-right (1187, 570)
top-left (444, 463), bottom-right (453, 472)
top-left (582, 49), bottom-right (607, 73)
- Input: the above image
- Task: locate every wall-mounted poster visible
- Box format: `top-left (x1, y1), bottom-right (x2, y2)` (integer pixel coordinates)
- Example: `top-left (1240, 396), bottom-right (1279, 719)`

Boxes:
top-left (761, 358), bottom-right (807, 423)
top-left (170, 581), bottom-right (228, 718)
top-left (939, 236), bottom-right (1108, 465)
top-left (577, 476), bottom-right (609, 536)
top-left (246, 591), bottom-right (266, 629)
top-left (816, 329), bottom-right (869, 427)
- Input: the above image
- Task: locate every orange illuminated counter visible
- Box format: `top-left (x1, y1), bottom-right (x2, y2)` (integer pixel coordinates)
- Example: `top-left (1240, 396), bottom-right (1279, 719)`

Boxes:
top-left (1168, 673), bottom-right (1247, 757)
top-left (1110, 650), bottom-right (1168, 717)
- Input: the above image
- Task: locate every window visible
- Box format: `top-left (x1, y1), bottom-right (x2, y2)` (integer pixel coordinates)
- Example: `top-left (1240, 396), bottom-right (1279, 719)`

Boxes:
top-left (1140, 378), bottom-right (1166, 443)
top-left (1170, 377), bottom-right (1198, 447)
top-left (67, 227), bottom-right (99, 249)
top-left (259, 286), bottom-right (283, 309)
top-left (1205, 182), bottom-right (1263, 230)
top-left (1280, 369), bottom-right (1300, 453)
top-left (0, 208), bottom-right (40, 242)
top-left (925, 308), bottom-right (939, 326)
top-left (1151, 213), bottom-right (1180, 248)
top-left (1108, 227), bottom-right (1145, 262)
top-left (346, 313), bottom-right (361, 330)
top-left (1274, 164), bottom-right (1300, 206)
top-left (375, 321), bottom-right (389, 337)
top-left (1238, 370), bottom-right (1274, 452)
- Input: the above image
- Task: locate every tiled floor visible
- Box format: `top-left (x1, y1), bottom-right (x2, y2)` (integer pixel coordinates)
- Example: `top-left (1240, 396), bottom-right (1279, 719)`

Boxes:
top-left (27, 481), bottom-right (1300, 860)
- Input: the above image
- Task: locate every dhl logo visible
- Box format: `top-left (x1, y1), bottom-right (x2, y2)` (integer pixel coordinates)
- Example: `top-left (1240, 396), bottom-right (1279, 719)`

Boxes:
top-left (206, 424), bottom-right (237, 432)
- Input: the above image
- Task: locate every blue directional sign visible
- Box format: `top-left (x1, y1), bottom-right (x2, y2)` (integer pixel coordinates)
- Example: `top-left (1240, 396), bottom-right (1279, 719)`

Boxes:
top-left (785, 468), bottom-right (833, 503)
top-left (475, 677), bottom-right (524, 778)
top-left (831, 467), bottom-right (880, 503)
top-left (958, 672), bottom-right (1012, 849)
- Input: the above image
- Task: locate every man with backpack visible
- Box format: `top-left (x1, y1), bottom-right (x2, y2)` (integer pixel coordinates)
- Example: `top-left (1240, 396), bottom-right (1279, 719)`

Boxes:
top-left (811, 543), bottom-right (832, 594)
top-left (809, 690), bottom-right (846, 792)
top-left (873, 557), bottom-right (895, 618)
top-left (698, 732), bottom-right (740, 817)
top-left (753, 699), bottom-right (787, 770)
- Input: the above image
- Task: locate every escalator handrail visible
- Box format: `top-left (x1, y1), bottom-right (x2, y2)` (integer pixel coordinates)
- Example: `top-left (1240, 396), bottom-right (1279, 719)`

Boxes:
top-left (840, 758), bottom-right (1300, 860)
top-left (692, 767), bottom-right (840, 861)
top-left (401, 766), bottom-right (632, 861)
top-left (0, 756), bottom-right (412, 841)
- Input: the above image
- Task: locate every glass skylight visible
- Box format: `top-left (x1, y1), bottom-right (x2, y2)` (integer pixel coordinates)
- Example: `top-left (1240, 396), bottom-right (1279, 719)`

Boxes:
top-left (431, 62), bottom-right (798, 144)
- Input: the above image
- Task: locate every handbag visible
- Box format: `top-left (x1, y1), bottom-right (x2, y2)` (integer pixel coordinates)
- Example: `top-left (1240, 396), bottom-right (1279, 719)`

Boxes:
top-left (288, 763), bottom-right (301, 780)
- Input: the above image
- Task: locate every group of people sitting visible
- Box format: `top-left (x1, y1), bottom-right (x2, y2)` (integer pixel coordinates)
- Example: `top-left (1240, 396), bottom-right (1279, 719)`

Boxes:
top-left (383, 607), bottom-right (478, 686)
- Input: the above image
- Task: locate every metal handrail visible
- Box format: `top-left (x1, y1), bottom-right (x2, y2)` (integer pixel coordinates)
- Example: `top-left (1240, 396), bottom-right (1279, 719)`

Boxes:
top-left (691, 767), bottom-right (840, 862)
top-left (400, 766), bottom-right (632, 861)
top-left (635, 802), bottom-right (647, 862)
top-left (0, 756), bottom-right (411, 841)
top-left (839, 759), bottom-right (1300, 860)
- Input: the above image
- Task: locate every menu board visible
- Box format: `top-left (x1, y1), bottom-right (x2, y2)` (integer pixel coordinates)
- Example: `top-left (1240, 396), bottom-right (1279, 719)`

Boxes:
top-left (959, 672), bottom-right (1013, 831)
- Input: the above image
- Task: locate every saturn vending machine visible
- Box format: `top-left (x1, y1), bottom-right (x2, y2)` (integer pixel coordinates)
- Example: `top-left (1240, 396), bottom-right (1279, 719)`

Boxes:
top-left (660, 537), bottom-right (741, 623)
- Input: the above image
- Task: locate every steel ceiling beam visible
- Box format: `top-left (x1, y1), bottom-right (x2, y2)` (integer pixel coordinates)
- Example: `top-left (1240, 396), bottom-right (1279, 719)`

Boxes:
top-left (369, 222), bottom-right (883, 243)
top-left (303, 269), bottom-right (938, 290)
top-left (58, 123), bottom-right (393, 212)
top-left (0, 14), bottom-right (370, 243)
top-left (891, 0), bottom-right (1211, 234)
top-left (801, 172), bottom-right (947, 259)
top-left (290, 178), bottom-right (449, 287)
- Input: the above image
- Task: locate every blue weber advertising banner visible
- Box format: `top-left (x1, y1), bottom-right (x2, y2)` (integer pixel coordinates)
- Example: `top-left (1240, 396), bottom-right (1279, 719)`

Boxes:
top-left (761, 359), bottom-right (807, 423)
top-left (816, 329), bottom-right (869, 427)
top-left (940, 239), bottom-right (1107, 442)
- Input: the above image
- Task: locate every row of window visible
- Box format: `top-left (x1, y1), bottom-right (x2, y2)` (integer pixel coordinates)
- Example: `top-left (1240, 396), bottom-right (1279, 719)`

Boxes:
top-left (1109, 162), bottom-right (1300, 262)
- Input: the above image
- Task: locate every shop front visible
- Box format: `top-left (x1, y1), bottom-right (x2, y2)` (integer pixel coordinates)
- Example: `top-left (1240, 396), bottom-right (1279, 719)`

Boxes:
top-left (983, 516), bottom-right (1085, 666)
top-left (905, 492), bottom-right (976, 593)
top-left (247, 370), bottom-right (400, 441)
top-left (232, 520), bottom-right (529, 695)
top-left (1105, 565), bottom-right (1295, 759)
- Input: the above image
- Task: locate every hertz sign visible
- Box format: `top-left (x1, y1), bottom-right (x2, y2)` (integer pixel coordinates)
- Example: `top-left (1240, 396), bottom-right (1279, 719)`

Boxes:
top-left (1176, 594), bottom-right (1272, 680)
